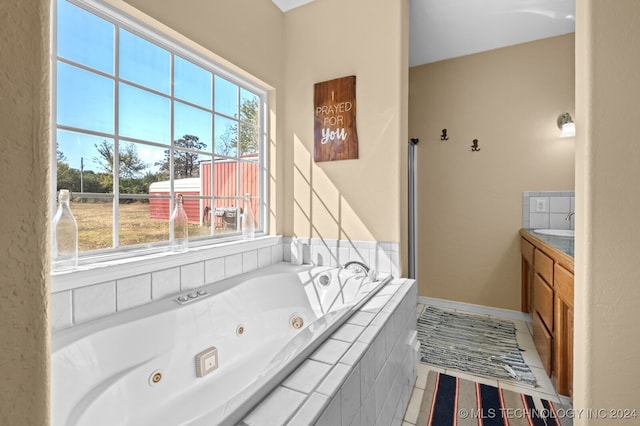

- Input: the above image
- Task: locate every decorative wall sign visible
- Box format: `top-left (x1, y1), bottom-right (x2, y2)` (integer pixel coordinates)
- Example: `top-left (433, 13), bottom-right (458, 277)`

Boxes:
top-left (313, 75), bottom-right (358, 162)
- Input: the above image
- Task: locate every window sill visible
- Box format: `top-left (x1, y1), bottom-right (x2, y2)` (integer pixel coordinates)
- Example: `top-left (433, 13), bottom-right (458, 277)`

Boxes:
top-left (51, 235), bottom-right (282, 293)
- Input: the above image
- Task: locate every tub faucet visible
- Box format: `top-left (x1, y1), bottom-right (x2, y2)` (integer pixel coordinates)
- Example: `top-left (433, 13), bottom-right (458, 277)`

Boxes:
top-left (343, 260), bottom-right (370, 274)
top-left (565, 212), bottom-right (575, 221)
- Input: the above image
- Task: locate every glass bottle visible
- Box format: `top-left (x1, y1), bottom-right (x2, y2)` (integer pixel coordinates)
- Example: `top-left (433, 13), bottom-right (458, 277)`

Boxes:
top-left (171, 193), bottom-right (188, 252)
top-left (242, 193), bottom-right (256, 240)
top-left (52, 189), bottom-right (78, 271)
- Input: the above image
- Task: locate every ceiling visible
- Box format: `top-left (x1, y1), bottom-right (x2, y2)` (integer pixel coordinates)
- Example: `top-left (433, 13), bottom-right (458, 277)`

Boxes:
top-left (273, 0), bottom-right (575, 68)
top-left (409, 0), bottom-right (575, 67)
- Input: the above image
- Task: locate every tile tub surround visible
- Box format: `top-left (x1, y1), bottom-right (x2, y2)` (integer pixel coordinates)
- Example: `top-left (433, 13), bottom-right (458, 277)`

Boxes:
top-left (522, 191), bottom-right (575, 230)
top-left (51, 237), bottom-right (401, 332)
top-left (242, 278), bottom-right (418, 426)
top-left (283, 237), bottom-right (400, 277)
top-left (51, 236), bottom-right (284, 331)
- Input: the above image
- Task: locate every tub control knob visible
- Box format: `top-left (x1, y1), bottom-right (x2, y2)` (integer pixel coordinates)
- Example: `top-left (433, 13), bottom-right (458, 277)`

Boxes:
top-left (188, 292), bottom-right (198, 299)
top-left (197, 290), bottom-right (207, 296)
top-left (177, 296), bottom-right (189, 302)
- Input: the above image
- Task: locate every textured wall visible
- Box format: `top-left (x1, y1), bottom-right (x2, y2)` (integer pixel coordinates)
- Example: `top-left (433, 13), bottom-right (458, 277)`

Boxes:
top-left (409, 34), bottom-right (575, 310)
top-left (574, 0), bottom-right (640, 422)
top-left (0, 0), bottom-right (51, 424)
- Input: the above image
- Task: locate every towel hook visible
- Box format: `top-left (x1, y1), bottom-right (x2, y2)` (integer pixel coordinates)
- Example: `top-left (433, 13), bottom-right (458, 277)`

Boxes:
top-left (440, 129), bottom-right (449, 141)
top-left (471, 139), bottom-right (480, 152)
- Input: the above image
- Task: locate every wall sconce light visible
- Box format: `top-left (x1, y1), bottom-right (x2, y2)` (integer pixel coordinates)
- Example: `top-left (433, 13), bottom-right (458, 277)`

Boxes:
top-left (557, 113), bottom-right (575, 138)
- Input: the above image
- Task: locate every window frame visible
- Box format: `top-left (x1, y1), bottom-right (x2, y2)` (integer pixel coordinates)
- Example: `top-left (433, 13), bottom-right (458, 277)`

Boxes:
top-left (52, 0), bottom-right (269, 264)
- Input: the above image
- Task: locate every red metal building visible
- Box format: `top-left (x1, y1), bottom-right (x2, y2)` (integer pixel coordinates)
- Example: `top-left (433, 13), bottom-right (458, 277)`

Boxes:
top-left (149, 159), bottom-right (259, 229)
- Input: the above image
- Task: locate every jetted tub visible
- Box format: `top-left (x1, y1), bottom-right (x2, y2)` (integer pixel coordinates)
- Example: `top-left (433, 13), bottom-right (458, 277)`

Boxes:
top-left (52, 263), bottom-right (392, 426)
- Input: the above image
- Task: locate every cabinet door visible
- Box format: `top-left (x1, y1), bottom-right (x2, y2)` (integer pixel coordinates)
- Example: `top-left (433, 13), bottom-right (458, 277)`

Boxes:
top-left (521, 238), bottom-right (535, 312)
top-left (533, 274), bottom-right (554, 331)
top-left (554, 264), bottom-right (574, 306)
top-left (555, 296), bottom-right (574, 397)
top-left (521, 238), bottom-right (534, 264)
top-left (533, 312), bottom-right (553, 375)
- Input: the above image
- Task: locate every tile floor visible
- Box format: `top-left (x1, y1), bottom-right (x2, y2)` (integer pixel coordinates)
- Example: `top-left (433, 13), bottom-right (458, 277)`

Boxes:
top-left (402, 304), bottom-right (573, 425)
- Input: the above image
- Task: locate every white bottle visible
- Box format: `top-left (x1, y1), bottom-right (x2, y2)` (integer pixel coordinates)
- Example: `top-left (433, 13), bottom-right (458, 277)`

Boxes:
top-left (242, 193), bottom-right (256, 240)
top-left (171, 194), bottom-right (188, 252)
top-left (52, 189), bottom-right (78, 271)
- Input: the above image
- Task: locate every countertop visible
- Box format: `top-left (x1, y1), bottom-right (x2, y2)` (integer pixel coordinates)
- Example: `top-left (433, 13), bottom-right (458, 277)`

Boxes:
top-left (521, 229), bottom-right (574, 259)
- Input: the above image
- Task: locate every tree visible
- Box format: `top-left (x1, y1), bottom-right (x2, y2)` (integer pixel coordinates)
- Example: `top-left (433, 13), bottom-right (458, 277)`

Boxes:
top-left (156, 134), bottom-right (205, 179)
top-left (93, 140), bottom-right (148, 179)
top-left (57, 143), bottom-right (68, 163)
top-left (56, 161), bottom-right (80, 192)
top-left (56, 155), bottom-right (109, 193)
top-left (217, 97), bottom-right (259, 157)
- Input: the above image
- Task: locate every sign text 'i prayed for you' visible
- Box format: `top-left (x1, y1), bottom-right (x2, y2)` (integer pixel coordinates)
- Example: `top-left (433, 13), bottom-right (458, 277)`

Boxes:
top-left (313, 75), bottom-right (359, 162)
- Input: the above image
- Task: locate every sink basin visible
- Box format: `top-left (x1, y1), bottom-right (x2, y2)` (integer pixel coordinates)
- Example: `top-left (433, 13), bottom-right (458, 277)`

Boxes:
top-left (533, 229), bottom-right (574, 238)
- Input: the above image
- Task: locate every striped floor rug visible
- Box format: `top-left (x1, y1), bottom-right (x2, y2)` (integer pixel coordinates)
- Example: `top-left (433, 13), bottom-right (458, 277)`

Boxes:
top-left (418, 306), bottom-right (537, 386)
top-left (418, 372), bottom-right (573, 426)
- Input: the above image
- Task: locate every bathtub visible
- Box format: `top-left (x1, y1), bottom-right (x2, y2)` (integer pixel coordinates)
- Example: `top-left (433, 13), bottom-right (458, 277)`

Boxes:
top-left (52, 263), bottom-right (392, 426)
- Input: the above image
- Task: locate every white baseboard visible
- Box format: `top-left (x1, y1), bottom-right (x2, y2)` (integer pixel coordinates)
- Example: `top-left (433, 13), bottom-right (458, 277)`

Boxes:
top-left (418, 296), bottom-right (532, 322)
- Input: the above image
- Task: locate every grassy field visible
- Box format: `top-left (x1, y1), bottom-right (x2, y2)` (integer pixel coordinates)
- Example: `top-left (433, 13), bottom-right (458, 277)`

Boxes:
top-left (72, 202), bottom-right (226, 252)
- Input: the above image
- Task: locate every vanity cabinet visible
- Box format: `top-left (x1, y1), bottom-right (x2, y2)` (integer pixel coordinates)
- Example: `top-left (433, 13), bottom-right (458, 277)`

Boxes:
top-left (520, 230), bottom-right (574, 397)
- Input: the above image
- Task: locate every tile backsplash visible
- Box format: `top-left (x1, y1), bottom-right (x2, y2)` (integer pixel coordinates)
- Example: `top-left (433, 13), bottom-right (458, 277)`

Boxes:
top-left (522, 191), bottom-right (575, 230)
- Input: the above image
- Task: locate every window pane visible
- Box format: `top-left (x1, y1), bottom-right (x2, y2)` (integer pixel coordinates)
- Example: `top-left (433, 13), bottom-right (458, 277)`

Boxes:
top-left (119, 29), bottom-right (170, 94)
top-left (57, 62), bottom-right (114, 134)
top-left (119, 198), bottom-right (169, 247)
top-left (56, 130), bottom-right (114, 193)
top-left (180, 195), bottom-right (212, 239)
top-left (117, 141), bottom-right (149, 180)
top-left (212, 159), bottom-right (238, 203)
top-left (172, 148), bottom-right (205, 180)
top-left (214, 115), bottom-right (238, 157)
top-left (57, 0), bottom-right (114, 74)
top-left (180, 156), bottom-right (213, 232)
top-left (239, 123), bottom-right (259, 157)
top-left (174, 102), bottom-right (212, 150)
top-left (240, 89), bottom-right (259, 125)
top-left (214, 76), bottom-right (239, 118)
top-left (119, 83), bottom-right (170, 144)
top-left (240, 159), bottom-right (260, 230)
top-left (73, 198), bottom-right (114, 252)
top-left (212, 158), bottom-right (239, 234)
top-left (147, 173), bottom-right (171, 234)
top-left (117, 142), bottom-right (168, 194)
top-left (174, 56), bottom-right (212, 108)
top-left (139, 143), bottom-right (171, 182)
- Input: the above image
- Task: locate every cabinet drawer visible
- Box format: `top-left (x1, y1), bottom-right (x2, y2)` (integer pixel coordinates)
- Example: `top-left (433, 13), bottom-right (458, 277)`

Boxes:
top-left (533, 312), bottom-right (553, 375)
top-left (534, 249), bottom-right (554, 285)
top-left (554, 264), bottom-right (574, 308)
top-left (534, 273), bottom-right (554, 331)
top-left (521, 238), bottom-right (534, 265)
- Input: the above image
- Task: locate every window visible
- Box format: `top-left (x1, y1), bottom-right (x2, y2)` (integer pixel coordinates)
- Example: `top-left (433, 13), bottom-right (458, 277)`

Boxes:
top-left (54, 0), bottom-right (266, 256)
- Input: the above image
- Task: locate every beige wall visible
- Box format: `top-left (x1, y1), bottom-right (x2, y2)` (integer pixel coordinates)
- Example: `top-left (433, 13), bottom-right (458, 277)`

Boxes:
top-left (122, 0), bottom-right (284, 89)
top-left (282, 0), bottom-right (409, 248)
top-left (409, 34), bottom-right (575, 310)
top-left (0, 0), bottom-right (51, 424)
top-left (574, 0), bottom-right (640, 422)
